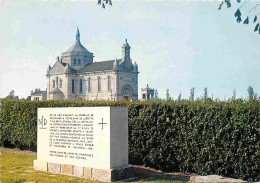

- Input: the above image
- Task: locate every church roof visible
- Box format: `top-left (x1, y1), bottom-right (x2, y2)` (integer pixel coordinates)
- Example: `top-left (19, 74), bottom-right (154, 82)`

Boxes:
top-left (65, 41), bottom-right (90, 53)
top-left (64, 28), bottom-right (90, 53)
top-left (77, 60), bottom-right (116, 73)
top-left (62, 63), bottom-right (77, 73)
top-left (49, 88), bottom-right (63, 94)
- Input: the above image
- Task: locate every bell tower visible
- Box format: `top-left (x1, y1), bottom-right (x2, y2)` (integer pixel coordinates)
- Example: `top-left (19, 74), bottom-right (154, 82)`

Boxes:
top-left (122, 39), bottom-right (131, 60)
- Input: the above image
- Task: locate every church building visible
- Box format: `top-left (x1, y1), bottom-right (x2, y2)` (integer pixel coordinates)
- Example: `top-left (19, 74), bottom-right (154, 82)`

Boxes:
top-left (46, 28), bottom-right (139, 101)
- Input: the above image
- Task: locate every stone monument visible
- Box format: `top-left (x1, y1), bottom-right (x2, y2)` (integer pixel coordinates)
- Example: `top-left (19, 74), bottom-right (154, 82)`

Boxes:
top-left (34, 107), bottom-right (133, 182)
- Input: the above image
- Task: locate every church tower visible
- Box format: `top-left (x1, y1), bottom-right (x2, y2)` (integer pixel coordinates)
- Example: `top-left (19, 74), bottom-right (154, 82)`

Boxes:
top-left (122, 39), bottom-right (131, 61)
top-left (61, 28), bottom-right (94, 70)
top-left (121, 39), bottom-right (133, 70)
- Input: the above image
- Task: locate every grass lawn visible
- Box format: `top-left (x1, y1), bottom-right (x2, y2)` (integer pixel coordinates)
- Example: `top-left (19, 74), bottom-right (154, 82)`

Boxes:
top-left (0, 148), bottom-right (187, 183)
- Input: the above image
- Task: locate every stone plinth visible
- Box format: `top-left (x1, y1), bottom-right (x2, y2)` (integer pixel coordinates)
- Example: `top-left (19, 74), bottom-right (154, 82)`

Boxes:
top-left (34, 161), bottom-right (134, 182)
top-left (34, 107), bottom-right (133, 182)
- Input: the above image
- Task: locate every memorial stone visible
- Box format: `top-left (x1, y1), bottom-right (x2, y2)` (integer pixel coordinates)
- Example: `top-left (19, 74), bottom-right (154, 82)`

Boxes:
top-left (34, 107), bottom-right (133, 182)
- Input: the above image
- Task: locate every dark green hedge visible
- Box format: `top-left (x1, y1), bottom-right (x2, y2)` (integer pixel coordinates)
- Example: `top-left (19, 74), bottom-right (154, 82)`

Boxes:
top-left (0, 99), bottom-right (259, 181)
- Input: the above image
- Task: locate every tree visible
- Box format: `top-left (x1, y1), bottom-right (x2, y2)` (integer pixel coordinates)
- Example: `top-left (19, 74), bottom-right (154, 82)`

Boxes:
top-left (178, 92), bottom-right (181, 101)
top-left (247, 85), bottom-right (257, 100)
top-left (204, 87), bottom-right (208, 101)
top-left (232, 88), bottom-right (236, 100)
top-left (219, 0), bottom-right (260, 35)
top-left (154, 89), bottom-right (159, 100)
top-left (190, 87), bottom-right (195, 101)
top-left (166, 88), bottom-right (170, 100)
top-left (98, 0), bottom-right (112, 8)
top-left (5, 90), bottom-right (19, 99)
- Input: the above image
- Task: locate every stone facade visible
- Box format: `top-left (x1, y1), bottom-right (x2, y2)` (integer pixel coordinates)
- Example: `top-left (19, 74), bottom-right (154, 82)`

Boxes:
top-left (47, 28), bottom-right (139, 101)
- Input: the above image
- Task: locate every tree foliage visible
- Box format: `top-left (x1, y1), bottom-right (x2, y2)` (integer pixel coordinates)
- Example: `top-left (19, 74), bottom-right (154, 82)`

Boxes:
top-left (98, 0), bottom-right (112, 9)
top-left (177, 92), bottom-right (181, 101)
top-left (190, 87), bottom-right (195, 101)
top-left (0, 99), bottom-right (259, 181)
top-left (154, 89), bottom-right (159, 100)
top-left (219, 0), bottom-right (260, 35)
top-left (166, 88), bottom-right (170, 100)
top-left (204, 87), bottom-right (208, 101)
top-left (247, 85), bottom-right (258, 101)
top-left (5, 90), bottom-right (19, 100)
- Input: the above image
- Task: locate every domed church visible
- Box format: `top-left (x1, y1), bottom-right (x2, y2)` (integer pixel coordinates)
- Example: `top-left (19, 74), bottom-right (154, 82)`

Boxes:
top-left (46, 28), bottom-right (139, 101)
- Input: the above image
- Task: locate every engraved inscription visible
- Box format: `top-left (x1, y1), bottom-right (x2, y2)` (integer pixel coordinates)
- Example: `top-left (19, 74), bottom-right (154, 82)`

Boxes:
top-left (48, 113), bottom-right (94, 160)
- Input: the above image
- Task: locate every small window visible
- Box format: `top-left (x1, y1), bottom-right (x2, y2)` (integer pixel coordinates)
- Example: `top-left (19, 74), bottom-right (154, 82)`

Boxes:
top-left (53, 80), bottom-right (55, 88)
top-left (56, 77), bottom-right (59, 84)
top-left (78, 59), bottom-right (81, 65)
top-left (59, 79), bottom-right (62, 88)
top-left (88, 78), bottom-right (91, 92)
top-left (74, 59), bottom-right (76, 65)
top-left (98, 77), bottom-right (101, 92)
top-left (80, 79), bottom-right (83, 93)
top-left (72, 79), bottom-right (75, 93)
top-left (108, 76), bottom-right (111, 91)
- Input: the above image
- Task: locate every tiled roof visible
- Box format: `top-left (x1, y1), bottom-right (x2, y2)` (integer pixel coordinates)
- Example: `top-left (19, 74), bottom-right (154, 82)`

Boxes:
top-left (61, 63), bottom-right (77, 73)
top-left (77, 60), bottom-right (115, 73)
top-left (65, 40), bottom-right (90, 53)
top-left (49, 88), bottom-right (62, 94)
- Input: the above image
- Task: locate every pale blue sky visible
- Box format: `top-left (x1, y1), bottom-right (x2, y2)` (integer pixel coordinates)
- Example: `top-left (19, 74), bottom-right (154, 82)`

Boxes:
top-left (0, 0), bottom-right (259, 99)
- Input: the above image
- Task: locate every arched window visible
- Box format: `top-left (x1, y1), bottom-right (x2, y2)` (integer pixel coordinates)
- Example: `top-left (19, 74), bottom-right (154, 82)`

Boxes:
top-left (98, 77), bottom-right (101, 92)
top-left (72, 79), bottom-right (75, 93)
top-left (52, 80), bottom-right (55, 88)
top-left (78, 59), bottom-right (81, 65)
top-left (56, 77), bottom-right (59, 84)
top-left (108, 76), bottom-right (111, 91)
top-left (59, 79), bottom-right (62, 88)
top-left (80, 79), bottom-right (83, 93)
top-left (88, 78), bottom-right (91, 92)
top-left (73, 59), bottom-right (77, 65)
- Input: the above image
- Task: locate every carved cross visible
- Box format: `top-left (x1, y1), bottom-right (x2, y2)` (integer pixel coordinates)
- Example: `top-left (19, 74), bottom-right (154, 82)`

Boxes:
top-left (99, 118), bottom-right (107, 130)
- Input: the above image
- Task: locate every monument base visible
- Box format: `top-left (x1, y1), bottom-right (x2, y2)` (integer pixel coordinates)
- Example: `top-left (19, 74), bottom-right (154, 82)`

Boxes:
top-left (34, 160), bottom-right (134, 182)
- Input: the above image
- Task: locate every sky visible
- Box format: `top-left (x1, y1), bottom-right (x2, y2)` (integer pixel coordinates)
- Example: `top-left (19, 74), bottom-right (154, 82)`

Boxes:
top-left (0, 0), bottom-right (259, 100)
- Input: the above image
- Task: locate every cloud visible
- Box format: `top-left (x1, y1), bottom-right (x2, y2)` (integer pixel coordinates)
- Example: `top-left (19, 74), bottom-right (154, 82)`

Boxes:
top-left (126, 11), bottom-right (156, 22)
top-left (126, 12), bottom-right (138, 21)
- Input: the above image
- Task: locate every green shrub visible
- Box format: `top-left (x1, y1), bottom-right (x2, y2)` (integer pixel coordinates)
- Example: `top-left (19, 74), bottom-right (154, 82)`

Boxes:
top-left (0, 99), bottom-right (259, 181)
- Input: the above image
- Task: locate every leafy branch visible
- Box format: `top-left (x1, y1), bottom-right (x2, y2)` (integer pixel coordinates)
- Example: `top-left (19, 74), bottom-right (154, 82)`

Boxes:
top-left (219, 0), bottom-right (260, 35)
top-left (98, 0), bottom-right (112, 9)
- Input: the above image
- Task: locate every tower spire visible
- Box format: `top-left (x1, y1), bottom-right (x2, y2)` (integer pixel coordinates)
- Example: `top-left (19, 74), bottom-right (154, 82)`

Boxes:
top-left (76, 27), bottom-right (80, 42)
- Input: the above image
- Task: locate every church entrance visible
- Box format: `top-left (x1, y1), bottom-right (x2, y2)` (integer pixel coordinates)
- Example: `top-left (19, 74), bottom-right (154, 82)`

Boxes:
top-left (123, 96), bottom-right (129, 100)
top-left (121, 84), bottom-right (133, 101)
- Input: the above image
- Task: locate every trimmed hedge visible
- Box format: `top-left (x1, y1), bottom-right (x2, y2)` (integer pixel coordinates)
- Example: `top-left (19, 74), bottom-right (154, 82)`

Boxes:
top-left (0, 99), bottom-right (259, 181)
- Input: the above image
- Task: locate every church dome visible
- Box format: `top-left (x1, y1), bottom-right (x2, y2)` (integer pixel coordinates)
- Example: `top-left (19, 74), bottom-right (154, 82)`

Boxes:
top-left (65, 41), bottom-right (90, 53)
